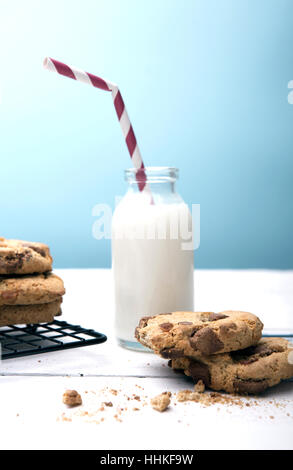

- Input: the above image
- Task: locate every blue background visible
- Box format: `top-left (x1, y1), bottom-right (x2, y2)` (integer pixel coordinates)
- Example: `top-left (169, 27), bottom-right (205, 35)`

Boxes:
top-left (1, 0), bottom-right (293, 269)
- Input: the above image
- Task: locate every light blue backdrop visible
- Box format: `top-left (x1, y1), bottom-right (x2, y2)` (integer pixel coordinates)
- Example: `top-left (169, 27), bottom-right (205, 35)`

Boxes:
top-left (1, 0), bottom-right (293, 269)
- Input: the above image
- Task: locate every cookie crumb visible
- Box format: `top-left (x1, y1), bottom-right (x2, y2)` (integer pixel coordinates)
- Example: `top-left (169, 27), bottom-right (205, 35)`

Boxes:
top-left (151, 392), bottom-right (171, 412)
top-left (177, 390), bottom-right (200, 402)
top-left (194, 380), bottom-right (205, 393)
top-left (62, 389), bottom-right (82, 407)
top-left (59, 412), bottom-right (72, 422)
top-left (176, 389), bottom-right (245, 407)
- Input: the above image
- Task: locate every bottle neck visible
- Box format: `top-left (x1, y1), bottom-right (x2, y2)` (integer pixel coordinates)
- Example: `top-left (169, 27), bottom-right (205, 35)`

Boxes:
top-left (125, 167), bottom-right (178, 194)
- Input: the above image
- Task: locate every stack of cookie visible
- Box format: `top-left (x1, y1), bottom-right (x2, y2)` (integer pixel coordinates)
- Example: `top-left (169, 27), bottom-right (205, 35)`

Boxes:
top-left (135, 311), bottom-right (293, 394)
top-left (0, 238), bottom-right (65, 326)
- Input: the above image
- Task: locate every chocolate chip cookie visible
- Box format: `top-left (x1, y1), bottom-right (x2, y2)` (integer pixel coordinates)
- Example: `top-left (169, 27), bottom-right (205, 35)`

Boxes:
top-left (0, 273), bottom-right (65, 305)
top-left (0, 238), bottom-right (52, 275)
top-left (170, 337), bottom-right (293, 394)
top-left (135, 311), bottom-right (263, 357)
top-left (0, 299), bottom-right (62, 326)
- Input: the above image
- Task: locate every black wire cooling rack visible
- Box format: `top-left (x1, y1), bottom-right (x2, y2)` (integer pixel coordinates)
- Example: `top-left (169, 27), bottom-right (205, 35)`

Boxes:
top-left (0, 320), bottom-right (107, 360)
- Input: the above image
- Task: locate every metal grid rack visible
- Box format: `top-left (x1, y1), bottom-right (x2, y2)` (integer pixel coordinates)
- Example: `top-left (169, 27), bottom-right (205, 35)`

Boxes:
top-left (263, 332), bottom-right (293, 342)
top-left (0, 320), bottom-right (107, 360)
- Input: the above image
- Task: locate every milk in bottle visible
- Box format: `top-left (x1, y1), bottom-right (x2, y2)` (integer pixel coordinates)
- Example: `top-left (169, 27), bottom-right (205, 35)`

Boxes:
top-left (112, 167), bottom-right (194, 350)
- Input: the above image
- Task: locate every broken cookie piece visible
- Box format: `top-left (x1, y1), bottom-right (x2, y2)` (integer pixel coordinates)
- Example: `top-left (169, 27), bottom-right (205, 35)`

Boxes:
top-left (135, 310), bottom-right (263, 358)
top-left (0, 238), bottom-right (52, 275)
top-left (150, 392), bottom-right (171, 412)
top-left (62, 389), bottom-right (82, 407)
top-left (177, 390), bottom-right (201, 402)
top-left (171, 337), bottom-right (293, 394)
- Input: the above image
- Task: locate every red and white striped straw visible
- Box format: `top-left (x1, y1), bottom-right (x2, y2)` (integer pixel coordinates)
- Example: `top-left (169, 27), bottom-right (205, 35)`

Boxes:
top-left (43, 57), bottom-right (148, 193)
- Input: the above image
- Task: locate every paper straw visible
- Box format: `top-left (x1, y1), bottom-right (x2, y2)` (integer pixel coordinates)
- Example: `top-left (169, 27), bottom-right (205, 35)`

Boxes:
top-left (43, 57), bottom-right (148, 193)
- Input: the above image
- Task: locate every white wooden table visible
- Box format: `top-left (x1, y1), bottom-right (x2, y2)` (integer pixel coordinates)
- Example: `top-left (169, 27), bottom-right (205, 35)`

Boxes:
top-left (0, 269), bottom-right (292, 450)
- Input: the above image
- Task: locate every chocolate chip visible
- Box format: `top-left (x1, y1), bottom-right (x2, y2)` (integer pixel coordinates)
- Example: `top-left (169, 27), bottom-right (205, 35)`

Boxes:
top-left (1, 253), bottom-right (26, 273)
top-left (254, 344), bottom-right (273, 356)
top-left (207, 313), bottom-right (228, 322)
top-left (233, 379), bottom-right (268, 394)
top-left (219, 322), bottom-right (237, 334)
top-left (238, 358), bottom-right (258, 365)
top-left (189, 327), bottom-right (224, 355)
top-left (21, 243), bottom-right (46, 257)
top-left (138, 316), bottom-right (152, 328)
top-left (231, 342), bottom-right (284, 364)
top-left (231, 345), bottom-right (256, 361)
top-left (160, 347), bottom-right (184, 359)
top-left (188, 360), bottom-right (211, 387)
top-left (159, 322), bottom-right (174, 332)
top-left (178, 321), bottom-right (193, 325)
top-left (254, 343), bottom-right (284, 356)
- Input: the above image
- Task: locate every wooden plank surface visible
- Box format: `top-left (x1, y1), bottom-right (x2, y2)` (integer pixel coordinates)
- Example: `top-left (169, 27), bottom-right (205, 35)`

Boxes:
top-left (0, 269), bottom-right (292, 450)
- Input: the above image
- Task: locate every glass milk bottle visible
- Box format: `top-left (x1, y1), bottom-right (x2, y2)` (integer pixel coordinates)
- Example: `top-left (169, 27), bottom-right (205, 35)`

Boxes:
top-left (112, 167), bottom-right (194, 350)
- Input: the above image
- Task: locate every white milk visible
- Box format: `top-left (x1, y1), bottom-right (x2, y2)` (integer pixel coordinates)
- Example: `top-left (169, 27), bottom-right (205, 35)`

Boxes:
top-left (112, 190), bottom-right (194, 349)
